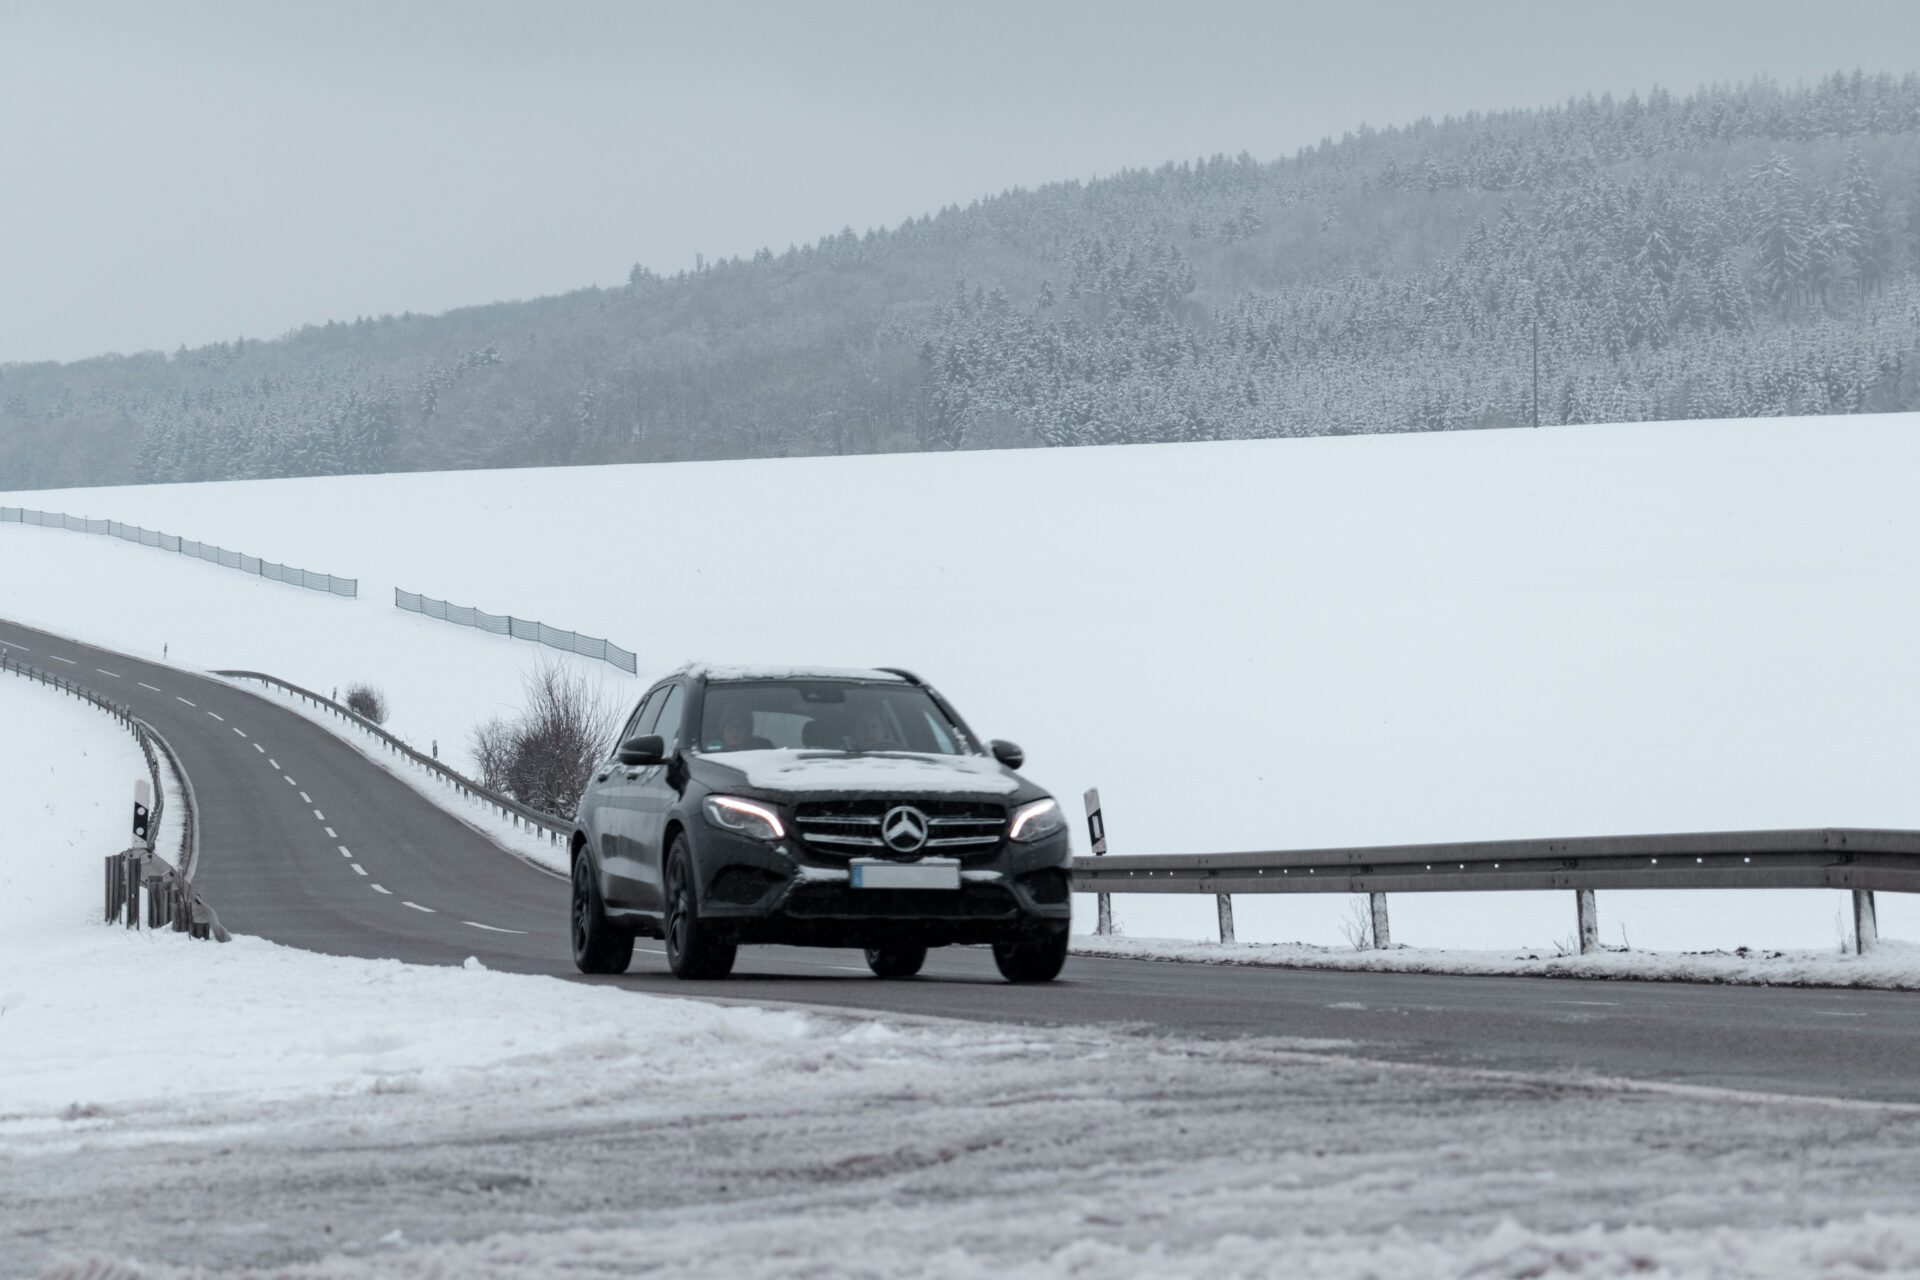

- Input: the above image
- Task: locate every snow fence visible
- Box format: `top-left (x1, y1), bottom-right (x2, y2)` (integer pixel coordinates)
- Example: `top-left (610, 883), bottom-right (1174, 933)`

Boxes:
top-left (394, 588), bottom-right (638, 674)
top-left (1, 506), bottom-right (358, 598)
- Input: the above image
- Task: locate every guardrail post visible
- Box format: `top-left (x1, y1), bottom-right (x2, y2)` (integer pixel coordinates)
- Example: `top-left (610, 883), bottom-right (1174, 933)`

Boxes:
top-left (1854, 889), bottom-right (1878, 955)
top-left (1577, 889), bottom-right (1599, 954)
top-left (1369, 892), bottom-right (1391, 949)
top-left (104, 855), bottom-right (119, 922)
top-left (123, 852), bottom-right (140, 930)
top-left (1216, 893), bottom-right (1235, 944)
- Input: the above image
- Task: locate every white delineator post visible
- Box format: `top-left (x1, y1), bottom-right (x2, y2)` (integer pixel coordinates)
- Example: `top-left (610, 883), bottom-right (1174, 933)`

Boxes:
top-left (1577, 889), bottom-right (1600, 954)
top-left (1084, 788), bottom-right (1111, 936)
top-left (1854, 890), bottom-right (1878, 955)
top-left (1369, 892), bottom-right (1390, 949)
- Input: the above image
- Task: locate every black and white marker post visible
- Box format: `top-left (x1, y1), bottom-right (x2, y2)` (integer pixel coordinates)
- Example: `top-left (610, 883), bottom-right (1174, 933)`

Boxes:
top-left (132, 779), bottom-right (151, 847)
top-left (1083, 787), bottom-right (1111, 935)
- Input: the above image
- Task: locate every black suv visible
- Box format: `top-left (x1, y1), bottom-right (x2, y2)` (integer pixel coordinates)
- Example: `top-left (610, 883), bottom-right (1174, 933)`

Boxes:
top-left (569, 665), bottom-right (1072, 982)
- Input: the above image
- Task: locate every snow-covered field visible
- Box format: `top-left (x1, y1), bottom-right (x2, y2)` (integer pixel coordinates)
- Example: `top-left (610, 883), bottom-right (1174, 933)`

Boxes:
top-left (19, 607), bottom-right (1920, 1278)
top-left (7, 413), bottom-right (1920, 955)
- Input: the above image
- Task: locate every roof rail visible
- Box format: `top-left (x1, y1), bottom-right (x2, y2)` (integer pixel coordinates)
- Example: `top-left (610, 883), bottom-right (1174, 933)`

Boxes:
top-left (876, 667), bottom-right (923, 685)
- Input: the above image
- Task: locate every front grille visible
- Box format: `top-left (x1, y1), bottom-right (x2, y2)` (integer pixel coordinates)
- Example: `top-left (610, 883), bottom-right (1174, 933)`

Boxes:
top-left (793, 799), bottom-right (1007, 860)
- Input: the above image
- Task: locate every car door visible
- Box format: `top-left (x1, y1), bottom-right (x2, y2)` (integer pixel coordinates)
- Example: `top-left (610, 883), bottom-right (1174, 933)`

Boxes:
top-left (599, 687), bottom-right (664, 906)
top-left (628, 682), bottom-right (686, 912)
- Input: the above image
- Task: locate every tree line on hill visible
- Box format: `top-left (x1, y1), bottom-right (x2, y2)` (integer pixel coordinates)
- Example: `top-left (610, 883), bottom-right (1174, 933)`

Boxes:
top-left (3, 71), bottom-right (1919, 491)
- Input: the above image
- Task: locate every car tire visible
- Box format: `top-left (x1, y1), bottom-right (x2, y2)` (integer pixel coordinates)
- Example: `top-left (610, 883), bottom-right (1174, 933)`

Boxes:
top-left (665, 837), bottom-right (736, 979)
top-left (864, 944), bottom-right (928, 978)
top-left (571, 853), bottom-right (633, 975)
top-left (992, 926), bottom-right (1068, 983)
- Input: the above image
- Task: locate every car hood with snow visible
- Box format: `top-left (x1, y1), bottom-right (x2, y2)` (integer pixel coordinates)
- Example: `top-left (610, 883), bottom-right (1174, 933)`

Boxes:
top-left (687, 747), bottom-right (1036, 801)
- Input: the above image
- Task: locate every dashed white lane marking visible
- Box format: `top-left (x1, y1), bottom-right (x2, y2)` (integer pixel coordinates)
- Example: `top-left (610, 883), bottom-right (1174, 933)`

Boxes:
top-left (284, 776), bottom-right (296, 786)
top-left (268, 758), bottom-right (279, 769)
top-left (313, 809), bottom-right (325, 821)
top-left (206, 711), bottom-right (223, 722)
top-left (96, 668), bottom-right (121, 678)
top-left (138, 682), bottom-right (161, 692)
top-left (233, 727), bottom-right (247, 738)
top-left (325, 827), bottom-right (336, 838)
top-left (175, 696), bottom-right (195, 707)
top-left (401, 901), bottom-right (435, 913)
top-left (253, 743), bottom-right (265, 754)
top-left (1548, 1000), bottom-right (1622, 1007)
top-left (48, 655), bottom-right (75, 665)
top-left (463, 921), bottom-right (529, 935)
top-left (351, 864), bottom-right (368, 877)
top-left (0, 641), bottom-right (28, 651)
top-left (338, 846), bottom-right (353, 858)
top-left (371, 884), bottom-right (392, 895)
top-left (300, 791), bottom-right (311, 804)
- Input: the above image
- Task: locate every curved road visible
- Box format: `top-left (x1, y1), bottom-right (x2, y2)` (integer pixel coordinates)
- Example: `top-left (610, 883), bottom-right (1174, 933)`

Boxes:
top-left (8, 617), bottom-right (1919, 1102)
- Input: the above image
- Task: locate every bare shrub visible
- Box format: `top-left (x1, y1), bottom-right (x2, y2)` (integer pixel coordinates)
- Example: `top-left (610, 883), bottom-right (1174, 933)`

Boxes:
top-left (344, 682), bottom-right (388, 725)
top-left (1337, 896), bottom-right (1373, 951)
top-left (469, 715), bottom-right (516, 795)
top-left (470, 661), bottom-right (620, 818)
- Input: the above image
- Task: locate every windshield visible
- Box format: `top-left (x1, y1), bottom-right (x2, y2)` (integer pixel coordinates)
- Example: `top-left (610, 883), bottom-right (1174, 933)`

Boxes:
top-left (698, 680), bottom-right (972, 756)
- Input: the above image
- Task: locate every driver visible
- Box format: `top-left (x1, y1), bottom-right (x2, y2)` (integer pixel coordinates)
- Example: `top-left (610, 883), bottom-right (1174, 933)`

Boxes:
top-left (716, 704), bottom-right (772, 752)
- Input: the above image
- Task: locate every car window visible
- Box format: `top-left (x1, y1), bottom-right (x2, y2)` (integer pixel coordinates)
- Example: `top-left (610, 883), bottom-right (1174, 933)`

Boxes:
top-left (914, 706), bottom-right (960, 754)
top-left (615, 688), bottom-right (663, 755)
top-left (635, 687), bottom-right (668, 736)
top-left (651, 685), bottom-right (686, 750)
top-left (697, 680), bottom-right (969, 754)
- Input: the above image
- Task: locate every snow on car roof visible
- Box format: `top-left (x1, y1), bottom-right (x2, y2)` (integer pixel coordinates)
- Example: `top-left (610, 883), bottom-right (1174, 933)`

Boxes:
top-left (673, 662), bottom-right (909, 684)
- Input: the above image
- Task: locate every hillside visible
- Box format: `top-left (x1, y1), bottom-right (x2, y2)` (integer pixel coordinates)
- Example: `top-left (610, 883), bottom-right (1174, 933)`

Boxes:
top-left (4, 73), bottom-right (1920, 490)
top-left (7, 412), bottom-right (1920, 952)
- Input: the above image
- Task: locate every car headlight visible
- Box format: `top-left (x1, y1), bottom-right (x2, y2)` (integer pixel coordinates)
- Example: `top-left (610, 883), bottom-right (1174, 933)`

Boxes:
top-left (703, 795), bottom-right (785, 841)
top-left (1008, 797), bottom-right (1065, 843)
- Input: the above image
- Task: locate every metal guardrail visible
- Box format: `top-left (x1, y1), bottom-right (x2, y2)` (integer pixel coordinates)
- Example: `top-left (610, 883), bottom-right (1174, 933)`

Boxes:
top-left (394, 588), bottom-right (637, 674)
top-left (1071, 827), bottom-right (1908, 955)
top-left (215, 669), bottom-right (573, 845)
top-left (1, 649), bottom-right (224, 939)
top-left (2, 506), bottom-right (358, 597)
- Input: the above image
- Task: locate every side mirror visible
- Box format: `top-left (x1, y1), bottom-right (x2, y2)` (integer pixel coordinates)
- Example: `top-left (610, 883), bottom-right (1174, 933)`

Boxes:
top-left (989, 739), bottom-right (1024, 770)
top-left (616, 734), bottom-right (666, 766)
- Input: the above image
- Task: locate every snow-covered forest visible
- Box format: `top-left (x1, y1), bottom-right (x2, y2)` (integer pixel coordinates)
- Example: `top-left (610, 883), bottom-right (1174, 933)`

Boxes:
top-left (5, 72), bottom-right (1920, 489)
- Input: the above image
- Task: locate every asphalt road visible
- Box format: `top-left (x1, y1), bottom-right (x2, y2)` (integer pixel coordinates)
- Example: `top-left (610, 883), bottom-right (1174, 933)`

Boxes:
top-left (9, 616), bottom-right (1920, 1103)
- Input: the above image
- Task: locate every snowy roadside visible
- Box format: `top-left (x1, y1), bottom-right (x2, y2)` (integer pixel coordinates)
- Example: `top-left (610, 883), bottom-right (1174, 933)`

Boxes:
top-left (1074, 932), bottom-right (1920, 990)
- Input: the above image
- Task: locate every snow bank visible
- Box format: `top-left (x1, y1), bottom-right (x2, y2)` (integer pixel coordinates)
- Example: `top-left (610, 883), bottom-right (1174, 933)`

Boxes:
top-left (1073, 934), bottom-right (1920, 990)
top-left (9, 414), bottom-right (1920, 953)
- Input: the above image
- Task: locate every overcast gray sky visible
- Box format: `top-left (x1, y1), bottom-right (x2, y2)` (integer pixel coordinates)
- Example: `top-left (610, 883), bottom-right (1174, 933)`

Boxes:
top-left (3, 0), bottom-right (1917, 364)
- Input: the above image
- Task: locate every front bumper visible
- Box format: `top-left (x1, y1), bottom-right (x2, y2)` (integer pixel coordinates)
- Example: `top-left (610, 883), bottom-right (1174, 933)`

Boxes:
top-left (692, 823), bottom-right (1071, 947)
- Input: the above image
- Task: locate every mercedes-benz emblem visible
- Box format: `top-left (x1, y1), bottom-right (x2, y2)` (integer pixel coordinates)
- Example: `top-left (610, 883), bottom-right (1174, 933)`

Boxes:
top-left (881, 805), bottom-right (930, 854)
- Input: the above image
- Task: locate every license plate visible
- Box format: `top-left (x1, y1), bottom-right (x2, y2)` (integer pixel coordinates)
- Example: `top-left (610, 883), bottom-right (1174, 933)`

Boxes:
top-left (850, 859), bottom-right (960, 890)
